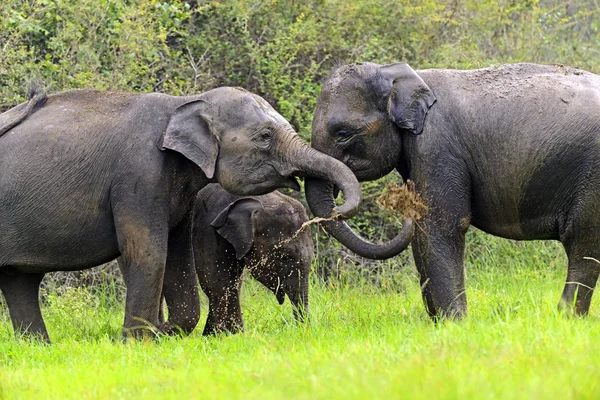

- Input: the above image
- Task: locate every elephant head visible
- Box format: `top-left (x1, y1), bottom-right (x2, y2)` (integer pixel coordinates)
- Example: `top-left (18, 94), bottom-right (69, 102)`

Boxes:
top-left (305, 62), bottom-right (436, 259)
top-left (160, 87), bottom-right (361, 217)
top-left (211, 192), bottom-right (313, 322)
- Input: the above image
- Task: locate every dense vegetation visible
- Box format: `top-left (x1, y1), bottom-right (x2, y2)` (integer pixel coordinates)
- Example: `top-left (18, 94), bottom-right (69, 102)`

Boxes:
top-left (2, 0), bottom-right (600, 138)
top-left (2, 0), bottom-right (600, 397)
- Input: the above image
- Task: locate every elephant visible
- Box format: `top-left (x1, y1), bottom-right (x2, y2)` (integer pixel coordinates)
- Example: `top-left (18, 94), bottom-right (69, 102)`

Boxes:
top-left (305, 61), bottom-right (600, 319)
top-left (158, 183), bottom-right (313, 336)
top-left (0, 85), bottom-right (361, 341)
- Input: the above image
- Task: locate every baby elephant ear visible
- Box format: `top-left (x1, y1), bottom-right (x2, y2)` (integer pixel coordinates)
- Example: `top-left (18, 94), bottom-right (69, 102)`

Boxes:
top-left (159, 99), bottom-right (219, 179)
top-left (381, 62), bottom-right (436, 135)
top-left (211, 198), bottom-right (264, 260)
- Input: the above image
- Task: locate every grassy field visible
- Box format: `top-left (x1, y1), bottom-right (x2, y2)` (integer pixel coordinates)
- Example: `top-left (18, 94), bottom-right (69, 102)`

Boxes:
top-left (1, 231), bottom-right (600, 399)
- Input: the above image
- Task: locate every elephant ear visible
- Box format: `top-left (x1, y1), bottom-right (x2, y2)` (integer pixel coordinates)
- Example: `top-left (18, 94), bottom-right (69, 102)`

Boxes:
top-left (381, 63), bottom-right (436, 135)
top-left (159, 99), bottom-right (219, 179)
top-left (211, 198), bottom-right (264, 260)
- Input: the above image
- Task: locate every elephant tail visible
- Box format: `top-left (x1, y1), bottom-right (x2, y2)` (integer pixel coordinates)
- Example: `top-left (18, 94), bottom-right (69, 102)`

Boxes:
top-left (0, 80), bottom-right (47, 137)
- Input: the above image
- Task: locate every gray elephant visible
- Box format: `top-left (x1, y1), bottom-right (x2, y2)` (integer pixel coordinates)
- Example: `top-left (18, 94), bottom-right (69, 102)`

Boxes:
top-left (305, 62), bottom-right (600, 319)
top-left (160, 183), bottom-right (313, 336)
top-left (0, 85), bottom-right (361, 341)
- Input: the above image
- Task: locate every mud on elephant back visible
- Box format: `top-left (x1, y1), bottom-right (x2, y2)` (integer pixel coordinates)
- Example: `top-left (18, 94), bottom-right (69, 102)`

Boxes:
top-left (0, 83), bottom-right (361, 342)
top-left (306, 61), bottom-right (600, 319)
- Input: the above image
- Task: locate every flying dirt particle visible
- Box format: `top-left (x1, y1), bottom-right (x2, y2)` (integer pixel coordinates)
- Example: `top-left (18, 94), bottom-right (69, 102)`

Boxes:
top-left (376, 180), bottom-right (428, 220)
top-left (276, 216), bottom-right (340, 248)
top-left (248, 215), bottom-right (341, 271)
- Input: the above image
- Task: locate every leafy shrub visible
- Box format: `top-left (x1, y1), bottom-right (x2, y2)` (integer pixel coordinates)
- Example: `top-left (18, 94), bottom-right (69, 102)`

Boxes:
top-left (2, 0), bottom-right (599, 136)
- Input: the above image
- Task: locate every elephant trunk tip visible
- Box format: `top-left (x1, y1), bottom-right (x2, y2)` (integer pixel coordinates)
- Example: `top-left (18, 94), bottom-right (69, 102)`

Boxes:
top-left (333, 195), bottom-right (361, 219)
top-left (292, 303), bottom-right (309, 323)
top-left (305, 177), bottom-right (415, 260)
top-left (292, 142), bottom-right (362, 218)
top-left (288, 287), bottom-right (309, 323)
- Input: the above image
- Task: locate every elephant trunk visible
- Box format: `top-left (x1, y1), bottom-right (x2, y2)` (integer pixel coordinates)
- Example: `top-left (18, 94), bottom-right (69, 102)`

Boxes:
top-left (288, 273), bottom-right (309, 323)
top-left (305, 178), bottom-right (414, 260)
top-left (283, 135), bottom-right (362, 218)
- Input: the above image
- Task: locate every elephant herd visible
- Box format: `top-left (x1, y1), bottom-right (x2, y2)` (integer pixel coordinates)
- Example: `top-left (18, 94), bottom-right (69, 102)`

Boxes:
top-left (2, 61), bottom-right (600, 342)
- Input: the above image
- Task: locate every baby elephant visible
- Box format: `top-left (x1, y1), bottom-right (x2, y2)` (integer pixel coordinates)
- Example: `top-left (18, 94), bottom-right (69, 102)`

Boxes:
top-left (186, 183), bottom-right (314, 335)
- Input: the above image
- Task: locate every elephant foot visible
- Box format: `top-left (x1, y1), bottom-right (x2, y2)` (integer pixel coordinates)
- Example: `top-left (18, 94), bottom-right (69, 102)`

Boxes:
top-left (202, 322), bottom-right (243, 336)
top-left (122, 324), bottom-right (162, 341)
top-left (428, 303), bottom-right (467, 323)
top-left (558, 298), bottom-right (589, 317)
top-left (15, 329), bottom-right (51, 344)
top-left (157, 321), bottom-right (195, 336)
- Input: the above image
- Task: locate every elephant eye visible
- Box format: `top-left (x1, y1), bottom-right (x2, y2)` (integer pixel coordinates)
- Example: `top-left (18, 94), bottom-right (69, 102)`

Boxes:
top-left (261, 132), bottom-right (271, 140)
top-left (336, 129), bottom-right (356, 142)
top-left (254, 128), bottom-right (273, 148)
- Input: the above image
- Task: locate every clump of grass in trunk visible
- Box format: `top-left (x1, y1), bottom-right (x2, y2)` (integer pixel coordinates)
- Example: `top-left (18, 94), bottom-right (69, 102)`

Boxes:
top-left (377, 180), bottom-right (428, 220)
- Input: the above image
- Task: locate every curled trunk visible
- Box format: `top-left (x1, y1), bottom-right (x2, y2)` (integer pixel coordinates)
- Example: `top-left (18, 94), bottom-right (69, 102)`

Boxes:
top-left (305, 178), bottom-right (413, 260)
top-left (284, 136), bottom-right (362, 218)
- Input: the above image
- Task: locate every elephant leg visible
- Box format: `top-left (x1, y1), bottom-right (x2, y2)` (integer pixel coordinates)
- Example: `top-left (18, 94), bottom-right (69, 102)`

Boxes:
top-left (412, 224), bottom-right (468, 320)
top-left (161, 217), bottom-right (200, 335)
top-left (116, 259), bottom-right (170, 327)
top-left (412, 252), bottom-right (438, 319)
top-left (559, 235), bottom-right (600, 315)
top-left (0, 271), bottom-right (48, 342)
top-left (201, 260), bottom-right (244, 336)
top-left (114, 207), bottom-right (168, 340)
top-left (203, 283), bottom-right (243, 336)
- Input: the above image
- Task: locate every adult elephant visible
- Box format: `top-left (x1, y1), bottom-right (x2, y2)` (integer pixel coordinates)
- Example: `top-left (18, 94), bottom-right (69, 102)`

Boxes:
top-left (305, 62), bottom-right (600, 319)
top-left (0, 85), bottom-right (361, 341)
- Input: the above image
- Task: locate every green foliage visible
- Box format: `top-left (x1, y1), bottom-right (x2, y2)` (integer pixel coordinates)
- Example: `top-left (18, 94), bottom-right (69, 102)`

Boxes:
top-left (2, 0), bottom-right (600, 136)
top-left (43, 287), bottom-right (122, 340)
top-left (0, 0), bottom-right (193, 102)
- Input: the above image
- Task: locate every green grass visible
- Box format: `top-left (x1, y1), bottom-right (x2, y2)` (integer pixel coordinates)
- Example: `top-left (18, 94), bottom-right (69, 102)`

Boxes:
top-left (1, 231), bottom-right (600, 399)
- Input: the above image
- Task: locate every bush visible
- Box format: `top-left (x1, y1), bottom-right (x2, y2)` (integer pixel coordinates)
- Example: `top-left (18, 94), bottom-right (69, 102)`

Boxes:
top-left (2, 0), bottom-right (599, 136)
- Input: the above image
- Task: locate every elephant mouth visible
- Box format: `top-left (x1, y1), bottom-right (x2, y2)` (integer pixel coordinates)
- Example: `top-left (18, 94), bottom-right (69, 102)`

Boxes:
top-left (283, 175), bottom-right (301, 191)
top-left (343, 157), bottom-right (369, 175)
top-left (264, 163), bottom-right (301, 191)
top-left (245, 173), bottom-right (300, 194)
top-left (345, 162), bottom-right (383, 182)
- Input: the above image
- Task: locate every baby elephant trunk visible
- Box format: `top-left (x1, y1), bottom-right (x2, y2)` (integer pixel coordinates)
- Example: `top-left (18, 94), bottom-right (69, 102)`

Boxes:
top-left (286, 272), bottom-right (309, 323)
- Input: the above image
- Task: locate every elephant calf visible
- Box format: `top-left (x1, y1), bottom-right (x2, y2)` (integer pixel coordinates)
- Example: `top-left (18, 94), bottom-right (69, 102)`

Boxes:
top-left (161, 184), bottom-right (313, 335)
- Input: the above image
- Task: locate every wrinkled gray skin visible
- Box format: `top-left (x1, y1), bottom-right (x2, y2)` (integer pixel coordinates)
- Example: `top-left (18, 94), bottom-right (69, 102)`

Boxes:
top-left (0, 86), bottom-right (360, 342)
top-left (159, 183), bottom-right (313, 336)
top-left (306, 62), bottom-right (600, 319)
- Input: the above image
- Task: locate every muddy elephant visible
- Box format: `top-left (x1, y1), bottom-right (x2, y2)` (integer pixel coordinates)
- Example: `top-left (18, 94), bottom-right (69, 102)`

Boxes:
top-left (0, 85), bottom-right (360, 341)
top-left (305, 62), bottom-right (600, 319)
top-left (158, 183), bottom-right (313, 335)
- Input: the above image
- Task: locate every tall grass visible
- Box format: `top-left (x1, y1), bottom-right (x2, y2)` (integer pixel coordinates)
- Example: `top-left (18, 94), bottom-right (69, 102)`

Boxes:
top-left (1, 232), bottom-right (598, 399)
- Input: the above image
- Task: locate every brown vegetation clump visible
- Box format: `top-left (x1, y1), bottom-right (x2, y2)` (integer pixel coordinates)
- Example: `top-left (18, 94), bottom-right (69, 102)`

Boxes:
top-left (377, 180), bottom-right (428, 220)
